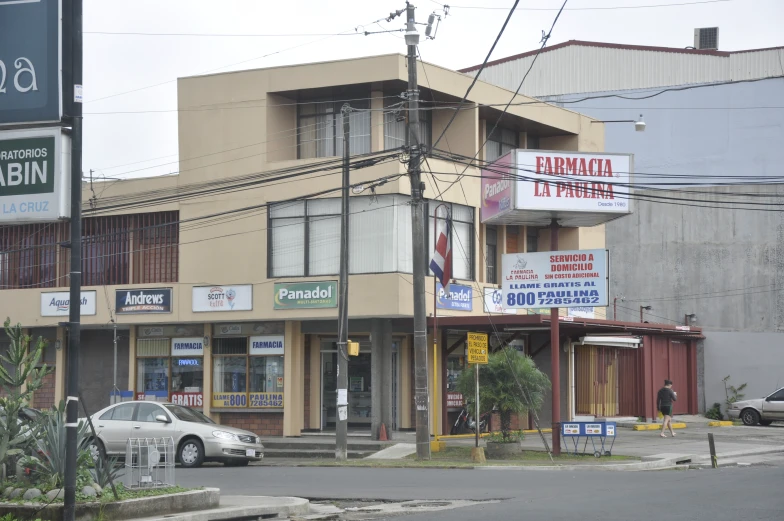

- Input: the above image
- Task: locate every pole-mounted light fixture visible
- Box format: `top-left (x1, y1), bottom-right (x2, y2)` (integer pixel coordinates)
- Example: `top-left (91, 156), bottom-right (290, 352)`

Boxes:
top-left (591, 114), bottom-right (646, 132)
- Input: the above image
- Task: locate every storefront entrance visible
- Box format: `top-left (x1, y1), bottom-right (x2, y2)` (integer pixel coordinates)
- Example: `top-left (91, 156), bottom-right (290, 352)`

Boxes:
top-left (320, 339), bottom-right (371, 431)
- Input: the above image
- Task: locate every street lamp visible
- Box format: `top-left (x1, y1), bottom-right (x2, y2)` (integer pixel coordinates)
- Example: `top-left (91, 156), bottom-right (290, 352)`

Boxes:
top-left (684, 313), bottom-right (697, 326)
top-left (591, 114), bottom-right (646, 132)
top-left (640, 305), bottom-right (652, 322)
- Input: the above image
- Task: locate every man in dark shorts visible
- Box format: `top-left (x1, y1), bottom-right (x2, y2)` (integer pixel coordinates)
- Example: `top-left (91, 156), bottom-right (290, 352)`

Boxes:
top-left (657, 380), bottom-right (678, 438)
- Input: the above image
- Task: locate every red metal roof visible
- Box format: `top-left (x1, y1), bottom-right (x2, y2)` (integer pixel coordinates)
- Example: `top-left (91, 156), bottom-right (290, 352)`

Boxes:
top-left (459, 40), bottom-right (784, 73)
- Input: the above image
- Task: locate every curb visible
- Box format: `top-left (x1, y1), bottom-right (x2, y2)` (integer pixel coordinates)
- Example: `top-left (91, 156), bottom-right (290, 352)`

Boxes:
top-left (135, 496), bottom-right (310, 521)
top-left (474, 457), bottom-right (679, 472)
top-left (630, 423), bottom-right (687, 431)
top-left (707, 421), bottom-right (734, 427)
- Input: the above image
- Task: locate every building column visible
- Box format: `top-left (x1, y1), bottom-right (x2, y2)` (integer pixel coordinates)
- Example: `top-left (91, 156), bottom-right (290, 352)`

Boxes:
top-left (283, 321), bottom-right (304, 437)
top-left (203, 324), bottom-right (213, 421)
top-left (380, 319), bottom-right (394, 436)
top-left (370, 319), bottom-right (383, 439)
top-left (54, 327), bottom-right (66, 406)
top-left (127, 326), bottom-right (136, 397)
top-left (309, 336), bottom-right (321, 430)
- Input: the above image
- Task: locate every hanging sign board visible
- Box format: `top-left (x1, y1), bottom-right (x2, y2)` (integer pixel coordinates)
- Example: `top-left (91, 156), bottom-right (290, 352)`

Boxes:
top-left (502, 249), bottom-right (609, 309)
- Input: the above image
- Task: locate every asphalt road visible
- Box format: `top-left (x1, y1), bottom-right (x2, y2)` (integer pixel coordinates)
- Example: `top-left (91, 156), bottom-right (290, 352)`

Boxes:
top-left (176, 464), bottom-right (784, 520)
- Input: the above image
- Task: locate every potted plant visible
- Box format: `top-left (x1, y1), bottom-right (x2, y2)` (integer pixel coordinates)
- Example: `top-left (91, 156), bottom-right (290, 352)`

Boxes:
top-left (456, 346), bottom-right (550, 459)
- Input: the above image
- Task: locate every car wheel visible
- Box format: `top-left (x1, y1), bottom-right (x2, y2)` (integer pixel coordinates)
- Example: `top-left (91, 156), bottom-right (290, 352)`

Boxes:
top-left (179, 438), bottom-right (205, 468)
top-left (741, 409), bottom-right (760, 426)
top-left (759, 420), bottom-right (773, 426)
top-left (224, 460), bottom-right (249, 467)
top-left (88, 438), bottom-right (105, 462)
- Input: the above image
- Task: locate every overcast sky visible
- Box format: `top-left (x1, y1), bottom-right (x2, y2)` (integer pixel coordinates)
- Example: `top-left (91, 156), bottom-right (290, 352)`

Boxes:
top-left (82, 0), bottom-right (784, 181)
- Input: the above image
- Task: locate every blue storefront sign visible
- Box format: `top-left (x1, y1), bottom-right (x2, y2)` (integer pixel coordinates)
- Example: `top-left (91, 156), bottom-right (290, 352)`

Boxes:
top-left (436, 283), bottom-right (473, 311)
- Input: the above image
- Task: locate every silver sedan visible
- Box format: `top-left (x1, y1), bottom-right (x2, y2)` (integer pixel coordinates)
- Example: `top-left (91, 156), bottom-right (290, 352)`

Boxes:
top-left (88, 401), bottom-right (263, 468)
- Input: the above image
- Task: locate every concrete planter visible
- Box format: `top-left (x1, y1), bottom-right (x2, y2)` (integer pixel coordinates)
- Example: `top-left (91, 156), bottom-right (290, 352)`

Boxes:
top-left (485, 440), bottom-right (524, 459)
top-left (0, 487), bottom-right (219, 521)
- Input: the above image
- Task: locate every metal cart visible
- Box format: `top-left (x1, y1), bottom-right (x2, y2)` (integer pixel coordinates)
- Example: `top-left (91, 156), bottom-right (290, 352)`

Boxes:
top-left (561, 421), bottom-right (617, 458)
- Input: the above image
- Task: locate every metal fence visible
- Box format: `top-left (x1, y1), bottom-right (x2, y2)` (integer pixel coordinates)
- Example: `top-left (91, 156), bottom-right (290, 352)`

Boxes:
top-left (124, 437), bottom-right (175, 488)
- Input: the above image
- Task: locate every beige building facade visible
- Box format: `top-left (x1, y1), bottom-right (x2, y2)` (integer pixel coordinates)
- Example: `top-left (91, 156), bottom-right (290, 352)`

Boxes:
top-left (0, 54), bottom-right (607, 437)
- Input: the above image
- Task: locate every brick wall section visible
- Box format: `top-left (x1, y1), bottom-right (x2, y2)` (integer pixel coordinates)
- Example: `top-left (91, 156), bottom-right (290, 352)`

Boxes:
top-left (490, 412), bottom-right (522, 432)
top-left (220, 412), bottom-right (283, 437)
top-left (33, 371), bottom-right (56, 410)
top-left (304, 337), bottom-right (310, 430)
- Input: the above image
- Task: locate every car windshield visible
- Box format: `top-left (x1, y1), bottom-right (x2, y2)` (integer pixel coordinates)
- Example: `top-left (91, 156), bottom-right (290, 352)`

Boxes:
top-left (163, 404), bottom-right (215, 424)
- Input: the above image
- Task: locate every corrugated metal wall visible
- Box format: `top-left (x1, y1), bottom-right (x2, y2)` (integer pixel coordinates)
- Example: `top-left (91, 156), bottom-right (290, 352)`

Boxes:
top-left (473, 45), bottom-right (783, 97)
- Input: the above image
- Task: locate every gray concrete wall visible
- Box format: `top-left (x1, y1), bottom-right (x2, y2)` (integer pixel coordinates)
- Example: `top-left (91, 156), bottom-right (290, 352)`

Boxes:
top-left (78, 329), bottom-right (130, 413)
top-left (703, 332), bottom-right (783, 413)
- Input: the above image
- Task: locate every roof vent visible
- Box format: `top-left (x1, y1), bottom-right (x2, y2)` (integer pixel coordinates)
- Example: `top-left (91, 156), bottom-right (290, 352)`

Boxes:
top-left (694, 27), bottom-right (719, 50)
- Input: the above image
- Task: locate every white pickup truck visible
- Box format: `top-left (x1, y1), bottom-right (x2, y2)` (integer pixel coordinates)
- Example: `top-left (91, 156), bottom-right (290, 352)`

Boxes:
top-left (727, 387), bottom-right (784, 426)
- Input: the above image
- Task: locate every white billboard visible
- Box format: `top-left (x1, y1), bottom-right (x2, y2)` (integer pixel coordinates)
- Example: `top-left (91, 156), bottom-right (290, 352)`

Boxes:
top-left (502, 250), bottom-right (608, 309)
top-left (483, 288), bottom-right (515, 314)
top-left (0, 128), bottom-right (71, 223)
top-left (192, 285), bottom-right (252, 312)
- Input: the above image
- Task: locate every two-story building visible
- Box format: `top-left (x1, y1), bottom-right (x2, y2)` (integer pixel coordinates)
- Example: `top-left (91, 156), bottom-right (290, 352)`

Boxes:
top-left (0, 54), bottom-right (700, 439)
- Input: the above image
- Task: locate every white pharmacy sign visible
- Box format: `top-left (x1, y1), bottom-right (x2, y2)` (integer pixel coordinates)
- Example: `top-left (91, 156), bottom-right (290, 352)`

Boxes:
top-left (0, 128), bottom-right (71, 223)
top-left (502, 249), bottom-right (608, 309)
top-left (171, 338), bottom-right (204, 357)
top-left (41, 291), bottom-right (97, 317)
top-left (249, 335), bottom-right (285, 356)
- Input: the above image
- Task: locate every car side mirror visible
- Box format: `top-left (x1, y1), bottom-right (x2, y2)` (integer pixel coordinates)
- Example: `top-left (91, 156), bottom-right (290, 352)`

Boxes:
top-left (155, 415), bottom-right (171, 423)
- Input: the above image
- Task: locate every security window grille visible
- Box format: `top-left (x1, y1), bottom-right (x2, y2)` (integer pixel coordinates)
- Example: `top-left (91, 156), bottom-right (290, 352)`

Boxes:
top-left (298, 99), bottom-right (371, 159)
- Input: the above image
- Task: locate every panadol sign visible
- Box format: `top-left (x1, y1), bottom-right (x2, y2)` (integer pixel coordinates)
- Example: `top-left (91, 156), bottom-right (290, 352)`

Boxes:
top-left (0, 128), bottom-right (70, 223)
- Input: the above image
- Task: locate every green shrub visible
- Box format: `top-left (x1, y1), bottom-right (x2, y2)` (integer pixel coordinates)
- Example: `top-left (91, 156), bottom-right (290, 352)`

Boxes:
top-left (705, 402), bottom-right (723, 421)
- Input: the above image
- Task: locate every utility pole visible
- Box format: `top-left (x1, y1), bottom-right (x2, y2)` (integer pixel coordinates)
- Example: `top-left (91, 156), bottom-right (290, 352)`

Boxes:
top-left (335, 104), bottom-right (351, 461)
top-left (64, 0), bottom-right (84, 519)
top-left (550, 219), bottom-right (561, 457)
top-left (404, 2), bottom-right (431, 460)
top-left (112, 320), bottom-right (118, 403)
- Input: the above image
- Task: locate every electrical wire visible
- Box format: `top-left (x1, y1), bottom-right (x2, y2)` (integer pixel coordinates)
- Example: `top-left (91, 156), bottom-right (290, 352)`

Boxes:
top-left (430, 0), bottom-right (735, 11)
top-left (84, 31), bottom-right (366, 38)
top-left (429, 0), bottom-right (521, 151)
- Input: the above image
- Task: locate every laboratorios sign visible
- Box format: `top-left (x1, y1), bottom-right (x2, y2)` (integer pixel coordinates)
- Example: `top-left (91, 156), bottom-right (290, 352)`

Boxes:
top-left (0, 128), bottom-right (70, 223)
top-left (273, 281), bottom-right (337, 309)
top-left (502, 249), bottom-right (609, 309)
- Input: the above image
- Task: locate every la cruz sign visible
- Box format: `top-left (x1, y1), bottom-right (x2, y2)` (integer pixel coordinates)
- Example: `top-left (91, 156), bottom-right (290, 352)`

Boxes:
top-left (515, 150), bottom-right (631, 214)
top-left (192, 285), bottom-right (252, 312)
top-left (502, 249), bottom-right (609, 309)
top-left (115, 288), bottom-right (172, 314)
top-left (436, 283), bottom-right (473, 311)
top-left (41, 290), bottom-right (96, 316)
top-left (1, 128), bottom-right (70, 223)
top-left (0, 0), bottom-right (62, 126)
top-left (273, 281), bottom-right (337, 309)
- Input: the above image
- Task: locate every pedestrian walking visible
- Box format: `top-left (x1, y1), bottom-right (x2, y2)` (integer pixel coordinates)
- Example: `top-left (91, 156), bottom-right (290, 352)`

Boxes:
top-left (657, 379), bottom-right (678, 438)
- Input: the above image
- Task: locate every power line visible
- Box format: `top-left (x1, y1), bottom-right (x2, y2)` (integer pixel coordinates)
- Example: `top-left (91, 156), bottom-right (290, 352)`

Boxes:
top-left (84, 31), bottom-right (365, 38)
top-left (430, 0), bottom-right (522, 151)
top-left (431, 0), bottom-right (735, 11)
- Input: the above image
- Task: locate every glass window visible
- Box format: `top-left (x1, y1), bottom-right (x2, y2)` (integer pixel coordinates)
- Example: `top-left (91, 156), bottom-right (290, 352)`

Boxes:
top-left (769, 389), bottom-right (784, 401)
top-left (527, 227), bottom-right (539, 253)
top-left (249, 356), bottom-right (284, 393)
top-left (136, 403), bottom-right (167, 423)
top-left (213, 356), bottom-right (247, 393)
top-left (137, 358), bottom-right (169, 395)
top-left (110, 403), bottom-right (136, 421)
top-left (384, 103), bottom-right (431, 151)
top-left (298, 99), bottom-right (370, 159)
top-left (172, 358), bottom-right (203, 393)
top-left (269, 195), bottom-right (414, 277)
top-left (485, 226), bottom-right (498, 284)
top-left (164, 404), bottom-right (214, 423)
top-left (486, 124), bottom-right (517, 163)
top-left (427, 202), bottom-right (475, 281)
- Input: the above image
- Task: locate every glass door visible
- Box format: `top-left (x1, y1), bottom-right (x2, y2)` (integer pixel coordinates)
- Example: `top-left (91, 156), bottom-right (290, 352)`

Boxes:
top-left (321, 351), bottom-right (338, 430)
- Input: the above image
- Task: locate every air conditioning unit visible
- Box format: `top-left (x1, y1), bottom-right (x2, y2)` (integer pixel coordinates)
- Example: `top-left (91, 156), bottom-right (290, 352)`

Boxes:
top-left (694, 27), bottom-right (719, 50)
